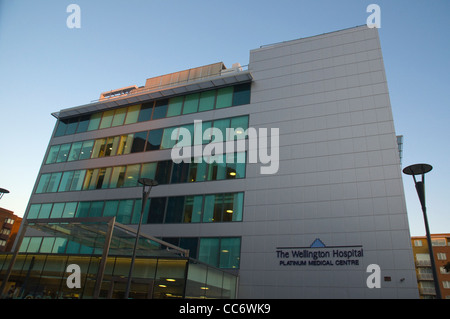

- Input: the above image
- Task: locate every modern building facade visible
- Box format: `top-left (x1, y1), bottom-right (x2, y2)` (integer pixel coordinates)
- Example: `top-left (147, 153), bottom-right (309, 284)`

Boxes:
top-left (412, 234), bottom-right (450, 299)
top-left (5, 25), bottom-right (419, 298)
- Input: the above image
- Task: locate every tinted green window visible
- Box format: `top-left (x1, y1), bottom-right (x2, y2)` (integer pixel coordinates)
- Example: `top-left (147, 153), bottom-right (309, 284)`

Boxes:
top-left (47, 172), bottom-right (62, 193)
top-left (219, 237), bottom-right (241, 268)
top-left (62, 202), bottom-right (77, 218)
top-left (65, 117), bottom-right (79, 135)
top-left (28, 204), bottom-right (41, 219)
top-left (109, 166), bottom-right (126, 188)
top-left (117, 199), bottom-right (134, 224)
top-left (76, 115), bottom-right (90, 133)
top-left (38, 203), bottom-right (52, 219)
top-left (55, 120), bottom-right (68, 137)
top-left (56, 143), bottom-right (71, 163)
top-left (131, 199), bottom-right (150, 225)
top-left (140, 162), bottom-right (156, 180)
top-left (202, 195), bottom-right (215, 223)
top-left (216, 87), bottom-right (233, 109)
top-left (89, 201), bottom-right (104, 217)
top-left (183, 196), bottom-right (203, 223)
top-left (52, 238), bottom-right (67, 253)
top-left (229, 116), bottom-right (249, 141)
top-left (198, 238), bottom-right (220, 267)
top-left (167, 96), bottom-right (183, 117)
top-left (212, 119), bottom-right (230, 143)
top-left (138, 102), bottom-right (153, 122)
top-left (50, 203), bottom-right (65, 218)
top-left (75, 202), bottom-right (91, 218)
top-left (183, 93), bottom-right (199, 114)
top-left (171, 162), bottom-right (190, 184)
top-left (152, 100), bottom-right (168, 119)
top-left (161, 127), bottom-right (179, 149)
top-left (198, 90), bottom-right (215, 112)
top-left (40, 237), bottom-right (55, 253)
top-left (58, 171), bottom-right (74, 192)
top-left (46, 145), bottom-right (60, 164)
top-left (103, 200), bottom-right (118, 218)
top-left (27, 237), bottom-right (43, 253)
top-left (87, 113), bottom-right (102, 131)
top-left (68, 142), bottom-right (82, 161)
top-left (79, 140), bottom-right (94, 160)
top-left (19, 237), bottom-right (30, 252)
top-left (66, 240), bottom-right (80, 254)
top-left (70, 170), bottom-right (86, 191)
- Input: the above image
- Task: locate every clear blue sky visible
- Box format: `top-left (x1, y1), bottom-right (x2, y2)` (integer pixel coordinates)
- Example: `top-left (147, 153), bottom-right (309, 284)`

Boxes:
top-left (0, 0), bottom-right (449, 236)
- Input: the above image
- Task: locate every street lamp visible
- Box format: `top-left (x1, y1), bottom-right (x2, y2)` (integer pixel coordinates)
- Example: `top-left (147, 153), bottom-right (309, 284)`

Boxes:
top-left (124, 178), bottom-right (158, 299)
top-left (0, 188), bottom-right (10, 200)
top-left (403, 163), bottom-right (441, 299)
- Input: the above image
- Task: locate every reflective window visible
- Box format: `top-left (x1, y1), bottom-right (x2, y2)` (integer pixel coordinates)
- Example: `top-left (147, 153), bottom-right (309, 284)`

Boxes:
top-left (111, 108), bottom-right (126, 127)
top-left (146, 129), bottom-right (163, 151)
top-left (76, 115), bottom-right (90, 133)
top-left (123, 164), bottom-right (140, 187)
top-left (152, 100), bottom-right (168, 119)
top-left (232, 83), bottom-right (251, 106)
top-left (79, 140), bottom-right (94, 160)
top-left (56, 143), bottom-right (71, 163)
top-left (46, 145), bottom-right (60, 164)
top-left (165, 197), bottom-right (185, 223)
top-left (99, 110), bottom-right (114, 129)
top-left (216, 87), bottom-right (233, 109)
top-left (68, 142), bottom-right (82, 162)
top-left (124, 104), bottom-right (141, 124)
top-left (167, 96), bottom-right (183, 117)
top-left (131, 131), bottom-right (148, 153)
top-left (198, 90), bottom-right (216, 112)
top-left (138, 102), bottom-right (153, 122)
top-left (183, 93), bottom-right (199, 114)
top-left (87, 113), bottom-right (102, 131)
top-left (147, 197), bottom-right (166, 224)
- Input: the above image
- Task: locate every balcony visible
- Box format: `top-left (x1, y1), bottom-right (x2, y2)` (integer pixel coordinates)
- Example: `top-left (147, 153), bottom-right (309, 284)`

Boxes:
top-left (416, 259), bottom-right (431, 267)
top-left (417, 273), bottom-right (434, 281)
top-left (419, 287), bottom-right (436, 296)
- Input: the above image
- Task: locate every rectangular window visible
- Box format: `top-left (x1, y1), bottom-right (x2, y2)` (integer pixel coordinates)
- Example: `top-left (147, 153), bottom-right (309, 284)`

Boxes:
top-left (111, 108), bottom-right (127, 127)
top-left (171, 162), bottom-right (190, 184)
top-left (131, 131), bottom-right (148, 153)
top-left (68, 142), bottom-right (82, 161)
top-left (124, 164), bottom-right (140, 187)
top-left (104, 137), bottom-right (115, 157)
top-left (138, 102), bottom-right (153, 122)
top-left (198, 90), bottom-right (216, 112)
top-left (79, 140), bottom-right (94, 160)
top-left (124, 104), bottom-right (141, 124)
top-left (47, 172), bottom-right (62, 193)
top-left (109, 166), bottom-right (126, 188)
top-left (140, 162), bottom-right (157, 180)
top-left (89, 201), bottom-right (104, 217)
top-left (56, 143), bottom-right (71, 163)
top-left (232, 83), bottom-right (251, 106)
top-left (229, 116), bottom-right (249, 141)
top-left (65, 117), bottom-right (79, 135)
top-left (117, 199), bottom-right (134, 224)
top-left (165, 196), bottom-right (185, 223)
top-left (152, 100), bottom-right (168, 119)
top-left (146, 129), bottom-right (163, 151)
top-left (216, 87), bottom-right (233, 109)
top-left (182, 93), bottom-right (199, 114)
top-left (198, 238), bottom-right (220, 267)
top-left (40, 237), bottom-right (56, 253)
top-left (50, 203), bottom-right (65, 218)
top-left (76, 115), bottom-right (90, 133)
top-left (38, 203), bottom-right (52, 219)
top-left (167, 96), bottom-right (183, 117)
top-left (161, 127), bottom-right (179, 149)
top-left (55, 120), bottom-right (68, 137)
top-left (203, 195), bottom-right (215, 223)
top-left (46, 145), bottom-right (60, 164)
top-left (28, 204), bottom-right (41, 219)
top-left (183, 196), bottom-right (203, 223)
top-left (62, 202), bottom-right (77, 218)
top-left (91, 139), bottom-right (107, 158)
top-left (147, 197), bottom-right (166, 224)
top-left (117, 134), bottom-right (133, 155)
top-left (99, 110), bottom-right (114, 129)
top-left (103, 201), bottom-right (119, 218)
top-left (70, 170), bottom-right (86, 191)
top-left (75, 202), bottom-right (91, 218)
top-left (58, 171), bottom-right (74, 192)
top-left (155, 161), bottom-right (172, 185)
top-left (219, 237), bottom-right (241, 268)
top-left (88, 113), bottom-right (102, 131)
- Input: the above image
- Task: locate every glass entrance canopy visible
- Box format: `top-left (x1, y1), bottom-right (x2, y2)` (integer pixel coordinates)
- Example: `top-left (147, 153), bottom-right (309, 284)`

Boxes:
top-left (0, 217), bottom-right (237, 299)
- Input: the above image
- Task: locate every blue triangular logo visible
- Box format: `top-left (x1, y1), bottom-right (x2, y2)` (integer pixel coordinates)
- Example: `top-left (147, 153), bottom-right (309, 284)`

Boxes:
top-left (310, 238), bottom-right (326, 248)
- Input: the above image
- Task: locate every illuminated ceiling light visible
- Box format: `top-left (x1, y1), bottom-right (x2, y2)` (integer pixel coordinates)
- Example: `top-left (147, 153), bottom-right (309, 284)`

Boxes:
top-left (222, 250), bottom-right (229, 253)
top-left (158, 284), bottom-right (167, 288)
top-left (200, 287), bottom-right (209, 290)
top-left (226, 209), bottom-right (233, 213)
top-left (166, 278), bottom-right (176, 282)
top-left (229, 172), bottom-right (236, 176)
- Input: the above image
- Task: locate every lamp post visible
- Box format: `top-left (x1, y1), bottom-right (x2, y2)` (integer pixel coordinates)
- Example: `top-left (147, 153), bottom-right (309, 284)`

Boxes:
top-left (403, 163), bottom-right (441, 299)
top-left (124, 178), bottom-right (158, 299)
top-left (0, 188), bottom-right (10, 200)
